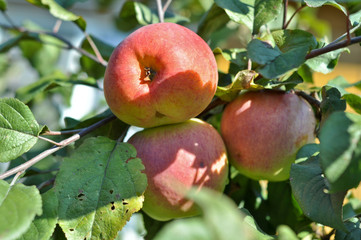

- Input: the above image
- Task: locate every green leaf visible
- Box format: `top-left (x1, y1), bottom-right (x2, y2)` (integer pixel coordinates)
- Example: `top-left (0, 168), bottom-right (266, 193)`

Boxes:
top-left (0, 180), bottom-right (42, 240)
top-left (26, 0), bottom-right (86, 29)
top-left (214, 0), bottom-right (283, 34)
top-left (248, 29), bottom-right (317, 79)
top-left (290, 156), bottom-right (347, 231)
top-left (304, 0), bottom-right (347, 15)
top-left (16, 21), bottom-right (62, 76)
top-left (319, 112), bottom-right (361, 192)
top-left (116, 1), bottom-right (158, 31)
top-left (197, 4), bottom-right (230, 41)
top-left (0, 0), bottom-right (6, 11)
top-left (276, 225), bottom-right (298, 240)
top-left (18, 188), bottom-right (58, 240)
top-left (215, 70), bottom-right (260, 101)
top-left (306, 46), bottom-right (349, 74)
top-left (350, 9), bottom-right (361, 27)
top-left (320, 87), bottom-right (347, 124)
top-left (0, 98), bottom-right (40, 162)
top-left (155, 188), bottom-right (273, 240)
top-left (15, 71), bottom-right (98, 104)
top-left (55, 137), bottom-right (147, 240)
top-left (335, 218), bottom-right (361, 240)
top-left (343, 94), bottom-right (361, 114)
top-left (216, 48), bottom-right (248, 69)
top-left (40, 0), bottom-right (79, 21)
top-left (79, 35), bottom-right (114, 79)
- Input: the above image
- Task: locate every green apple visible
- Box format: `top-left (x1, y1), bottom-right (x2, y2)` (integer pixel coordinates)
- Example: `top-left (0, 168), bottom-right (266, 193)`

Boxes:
top-left (104, 23), bottom-right (218, 128)
top-left (128, 119), bottom-right (228, 221)
top-left (221, 90), bottom-right (316, 181)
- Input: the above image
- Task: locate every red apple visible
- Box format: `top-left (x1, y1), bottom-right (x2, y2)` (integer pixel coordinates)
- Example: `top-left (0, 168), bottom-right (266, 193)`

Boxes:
top-left (221, 90), bottom-right (316, 181)
top-left (104, 23), bottom-right (218, 128)
top-left (128, 118), bottom-right (228, 221)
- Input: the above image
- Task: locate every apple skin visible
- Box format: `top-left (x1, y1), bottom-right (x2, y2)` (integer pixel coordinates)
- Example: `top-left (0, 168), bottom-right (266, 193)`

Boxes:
top-left (221, 90), bottom-right (316, 181)
top-left (104, 23), bottom-right (218, 128)
top-left (127, 119), bottom-right (228, 221)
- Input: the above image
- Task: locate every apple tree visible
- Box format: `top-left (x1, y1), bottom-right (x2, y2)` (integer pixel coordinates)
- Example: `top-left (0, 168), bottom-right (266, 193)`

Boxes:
top-left (1, 0), bottom-right (361, 239)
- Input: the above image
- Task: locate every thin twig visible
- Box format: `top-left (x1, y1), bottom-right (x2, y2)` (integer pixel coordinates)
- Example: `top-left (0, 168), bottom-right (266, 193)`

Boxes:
top-left (41, 129), bottom-right (84, 136)
top-left (53, 19), bottom-right (62, 33)
top-left (0, 115), bottom-right (117, 180)
top-left (326, 23), bottom-right (361, 47)
top-left (0, 24), bottom-right (107, 67)
top-left (37, 135), bottom-right (63, 146)
top-left (156, 0), bottom-right (164, 23)
top-left (247, 58), bottom-right (252, 71)
top-left (283, 0), bottom-right (288, 29)
top-left (306, 35), bottom-right (361, 59)
top-left (1, 11), bottom-right (18, 30)
top-left (284, 5), bottom-right (306, 29)
top-left (84, 32), bottom-right (108, 66)
top-left (346, 10), bottom-right (351, 44)
top-left (162, 0), bottom-right (172, 12)
top-left (10, 171), bottom-right (24, 186)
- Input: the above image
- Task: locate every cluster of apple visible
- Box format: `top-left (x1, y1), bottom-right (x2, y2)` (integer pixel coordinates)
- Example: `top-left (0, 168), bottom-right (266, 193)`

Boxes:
top-left (103, 23), bottom-right (316, 221)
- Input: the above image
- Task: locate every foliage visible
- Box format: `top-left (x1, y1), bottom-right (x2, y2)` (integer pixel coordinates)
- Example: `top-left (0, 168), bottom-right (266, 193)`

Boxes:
top-left (0, 0), bottom-right (361, 239)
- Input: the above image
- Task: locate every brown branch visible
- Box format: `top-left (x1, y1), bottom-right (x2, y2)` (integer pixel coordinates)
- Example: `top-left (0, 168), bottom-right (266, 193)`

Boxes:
top-left (306, 35), bottom-right (361, 59)
top-left (0, 115), bottom-right (117, 180)
top-left (84, 32), bottom-right (108, 66)
top-left (284, 5), bottom-right (306, 29)
top-left (283, 0), bottom-right (288, 29)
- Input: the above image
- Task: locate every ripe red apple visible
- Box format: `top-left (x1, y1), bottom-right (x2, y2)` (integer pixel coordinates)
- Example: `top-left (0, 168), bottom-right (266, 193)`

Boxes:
top-left (221, 90), bottom-right (316, 181)
top-left (127, 119), bottom-right (228, 221)
top-left (104, 23), bottom-right (218, 128)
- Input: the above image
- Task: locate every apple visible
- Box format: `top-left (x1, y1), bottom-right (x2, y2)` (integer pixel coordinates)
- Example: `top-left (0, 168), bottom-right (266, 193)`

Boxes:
top-left (127, 118), bottom-right (228, 221)
top-left (104, 23), bottom-right (218, 128)
top-left (221, 90), bottom-right (316, 181)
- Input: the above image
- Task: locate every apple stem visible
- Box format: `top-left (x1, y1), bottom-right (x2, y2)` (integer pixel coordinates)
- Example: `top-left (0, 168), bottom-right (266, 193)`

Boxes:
top-left (144, 67), bottom-right (156, 81)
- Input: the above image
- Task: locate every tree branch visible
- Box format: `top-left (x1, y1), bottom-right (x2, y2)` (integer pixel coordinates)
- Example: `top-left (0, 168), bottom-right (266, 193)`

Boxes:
top-left (306, 35), bottom-right (361, 59)
top-left (282, 0), bottom-right (288, 29)
top-left (0, 24), bottom-right (107, 67)
top-left (0, 115), bottom-right (117, 180)
top-left (284, 5), bottom-right (306, 29)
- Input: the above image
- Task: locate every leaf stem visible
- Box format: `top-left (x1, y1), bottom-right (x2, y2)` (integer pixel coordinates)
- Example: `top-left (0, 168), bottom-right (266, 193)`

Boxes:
top-left (284, 5), bottom-right (306, 29)
top-left (37, 135), bottom-right (63, 146)
top-left (84, 32), bottom-right (108, 66)
top-left (10, 171), bottom-right (24, 186)
top-left (0, 114), bottom-right (117, 180)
